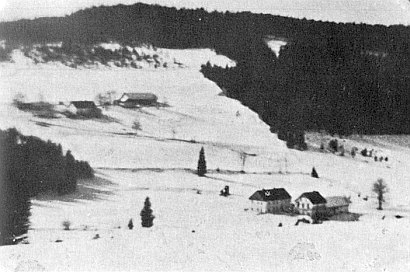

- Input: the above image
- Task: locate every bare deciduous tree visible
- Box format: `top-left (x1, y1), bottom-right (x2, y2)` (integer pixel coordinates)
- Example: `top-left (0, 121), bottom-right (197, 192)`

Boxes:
top-left (372, 178), bottom-right (388, 210)
top-left (12, 92), bottom-right (26, 106)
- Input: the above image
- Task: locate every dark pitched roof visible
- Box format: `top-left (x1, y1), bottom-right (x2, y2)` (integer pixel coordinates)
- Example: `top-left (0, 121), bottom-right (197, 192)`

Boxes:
top-left (121, 93), bottom-right (158, 101)
top-left (249, 188), bottom-right (291, 202)
top-left (296, 191), bottom-right (327, 205)
top-left (70, 101), bottom-right (96, 109)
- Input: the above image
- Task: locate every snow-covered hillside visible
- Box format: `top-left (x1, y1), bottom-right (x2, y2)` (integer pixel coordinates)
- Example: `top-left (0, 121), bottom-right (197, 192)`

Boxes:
top-left (6, 44), bottom-right (235, 71)
top-left (0, 48), bottom-right (409, 271)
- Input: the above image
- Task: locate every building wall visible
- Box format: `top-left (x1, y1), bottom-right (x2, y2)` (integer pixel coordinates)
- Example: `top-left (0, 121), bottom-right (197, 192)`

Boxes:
top-left (266, 199), bottom-right (291, 213)
top-left (251, 199), bottom-right (291, 214)
top-left (251, 200), bottom-right (267, 213)
top-left (296, 197), bottom-right (314, 215)
top-left (119, 101), bottom-right (138, 108)
top-left (77, 108), bottom-right (93, 115)
top-left (328, 205), bottom-right (349, 215)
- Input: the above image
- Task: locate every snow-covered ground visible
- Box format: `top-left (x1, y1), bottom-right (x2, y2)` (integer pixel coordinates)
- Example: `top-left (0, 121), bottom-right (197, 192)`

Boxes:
top-left (0, 49), bottom-right (409, 271)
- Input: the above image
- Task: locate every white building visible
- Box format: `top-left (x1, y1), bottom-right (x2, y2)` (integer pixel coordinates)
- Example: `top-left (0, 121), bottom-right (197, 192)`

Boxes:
top-left (249, 188), bottom-right (292, 214)
top-left (295, 191), bottom-right (327, 216)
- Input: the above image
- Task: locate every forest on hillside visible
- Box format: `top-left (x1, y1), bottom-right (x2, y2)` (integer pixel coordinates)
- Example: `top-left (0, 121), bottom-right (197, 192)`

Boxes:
top-left (0, 3), bottom-right (409, 142)
top-left (0, 128), bottom-right (94, 245)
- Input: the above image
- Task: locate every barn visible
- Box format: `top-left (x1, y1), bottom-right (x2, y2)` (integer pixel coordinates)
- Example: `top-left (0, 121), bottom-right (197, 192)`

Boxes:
top-left (325, 196), bottom-right (350, 216)
top-left (68, 101), bottom-right (100, 117)
top-left (115, 93), bottom-right (158, 108)
top-left (249, 188), bottom-right (292, 214)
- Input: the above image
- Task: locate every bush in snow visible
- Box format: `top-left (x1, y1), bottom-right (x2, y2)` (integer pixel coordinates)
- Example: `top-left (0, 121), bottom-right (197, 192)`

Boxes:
top-left (95, 91), bottom-right (116, 107)
top-left (361, 148), bottom-right (368, 157)
top-left (220, 185), bottom-right (230, 197)
top-left (350, 147), bottom-right (357, 158)
top-left (197, 147), bottom-right (207, 177)
top-left (12, 93), bottom-right (26, 107)
top-left (62, 220), bottom-right (71, 231)
top-left (132, 120), bottom-right (142, 132)
top-left (140, 197), bottom-right (155, 228)
top-left (328, 139), bottom-right (338, 153)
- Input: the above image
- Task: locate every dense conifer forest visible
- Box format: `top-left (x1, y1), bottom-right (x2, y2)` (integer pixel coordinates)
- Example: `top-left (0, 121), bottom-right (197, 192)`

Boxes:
top-left (0, 128), bottom-right (94, 245)
top-left (1, 2), bottom-right (409, 141)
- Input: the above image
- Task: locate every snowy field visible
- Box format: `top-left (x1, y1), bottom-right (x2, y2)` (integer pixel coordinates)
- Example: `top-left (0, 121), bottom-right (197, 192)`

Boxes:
top-left (0, 49), bottom-right (410, 271)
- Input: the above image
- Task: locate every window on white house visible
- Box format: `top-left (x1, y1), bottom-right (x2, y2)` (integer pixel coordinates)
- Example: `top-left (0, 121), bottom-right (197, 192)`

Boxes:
top-left (307, 204), bottom-right (310, 209)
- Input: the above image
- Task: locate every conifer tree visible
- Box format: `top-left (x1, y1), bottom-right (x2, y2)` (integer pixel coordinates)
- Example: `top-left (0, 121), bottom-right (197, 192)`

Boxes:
top-left (311, 167), bottom-right (319, 178)
top-left (128, 219), bottom-right (134, 230)
top-left (0, 129), bottom-right (31, 245)
top-left (140, 197), bottom-right (155, 228)
top-left (197, 147), bottom-right (207, 177)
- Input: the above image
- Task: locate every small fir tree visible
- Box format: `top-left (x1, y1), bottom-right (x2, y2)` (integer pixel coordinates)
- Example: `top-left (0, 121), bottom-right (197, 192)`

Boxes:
top-left (197, 147), bottom-right (207, 177)
top-left (350, 148), bottom-right (356, 158)
top-left (140, 197), bottom-right (155, 228)
top-left (128, 218), bottom-right (134, 230)
top-left (311, 167), bottom-right (319, 178)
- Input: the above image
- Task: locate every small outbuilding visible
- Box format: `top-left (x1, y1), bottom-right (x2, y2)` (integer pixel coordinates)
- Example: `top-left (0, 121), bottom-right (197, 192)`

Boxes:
top-left (115, 93), bottom-right (158, 108)
top-left (249, 188), bottom-right (292, 214)
top-left (295, 191), bottom-right (327, 216)
top-left (68, 101), bottom-right (100, 117)
top-left (325, 196), bottom-right (350, 216)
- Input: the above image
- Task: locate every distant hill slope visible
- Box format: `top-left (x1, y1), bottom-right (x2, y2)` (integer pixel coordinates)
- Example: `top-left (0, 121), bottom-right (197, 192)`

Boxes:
top-left (1, 2), bottom-right (410, 139)
top-left (1, 0), bottom-right (409, 25)
top-left (1, 2), bottom-right (410, 54)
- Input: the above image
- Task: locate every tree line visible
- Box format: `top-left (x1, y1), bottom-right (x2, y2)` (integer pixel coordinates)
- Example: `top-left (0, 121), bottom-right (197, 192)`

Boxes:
top-left (1, 3), bottom-right (409, 54)
top-left (0, 128), bottom-right (94, 245)
top-left (201, 33), bottom-right (410, 145)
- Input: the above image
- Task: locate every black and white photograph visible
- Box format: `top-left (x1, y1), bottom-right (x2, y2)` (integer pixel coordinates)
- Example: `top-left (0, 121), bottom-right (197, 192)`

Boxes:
top-left (0, 1), bottom-right (409, 271)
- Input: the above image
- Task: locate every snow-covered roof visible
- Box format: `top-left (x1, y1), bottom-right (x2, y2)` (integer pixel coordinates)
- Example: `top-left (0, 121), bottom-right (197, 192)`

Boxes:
top-left (325, 196), bottom-right (350, 208)
top-left (121, 93), bottom-right (158, 101)
top-left (296, 191), bottom-right (327, 205)
top-left (249, 188), bottom-right (291, 202)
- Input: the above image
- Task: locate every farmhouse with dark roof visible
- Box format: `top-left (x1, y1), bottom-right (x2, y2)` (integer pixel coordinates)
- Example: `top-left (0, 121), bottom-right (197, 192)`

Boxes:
top-left (295, 191), bottom-right (327, 216)
top-left (249, 188), bottom-right (292, 214)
